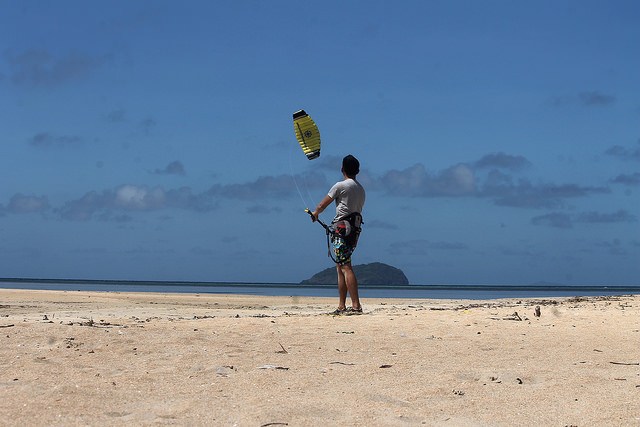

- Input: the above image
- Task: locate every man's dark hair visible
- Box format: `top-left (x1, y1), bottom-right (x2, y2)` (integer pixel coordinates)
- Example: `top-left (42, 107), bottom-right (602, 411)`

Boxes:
top-left (342, 154), bottom-right (360, 177)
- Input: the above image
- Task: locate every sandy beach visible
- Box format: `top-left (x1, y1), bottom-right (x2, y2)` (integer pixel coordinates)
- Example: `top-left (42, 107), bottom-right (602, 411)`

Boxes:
top-left (0, 289), bottom-right (638, 426)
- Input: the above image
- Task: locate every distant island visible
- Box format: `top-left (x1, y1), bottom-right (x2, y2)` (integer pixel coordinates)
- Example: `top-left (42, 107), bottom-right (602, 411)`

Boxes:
top-left (300, 262), bottom-right (409, 285)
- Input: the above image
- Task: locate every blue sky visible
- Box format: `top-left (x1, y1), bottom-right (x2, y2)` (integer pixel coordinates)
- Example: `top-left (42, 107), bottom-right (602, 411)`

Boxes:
top-left (1, 1), bottom-right (639, 285)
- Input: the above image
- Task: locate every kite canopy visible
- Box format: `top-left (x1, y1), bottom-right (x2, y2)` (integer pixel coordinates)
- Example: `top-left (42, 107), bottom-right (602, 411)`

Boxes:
top-left (293, 110), bottom-right (321, 160)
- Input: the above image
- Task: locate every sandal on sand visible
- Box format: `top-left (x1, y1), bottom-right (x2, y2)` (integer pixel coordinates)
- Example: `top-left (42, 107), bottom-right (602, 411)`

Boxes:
top-left (345, 307), bottom-right (363, 315)
top-left (329, 308), bottom-right (347, 315)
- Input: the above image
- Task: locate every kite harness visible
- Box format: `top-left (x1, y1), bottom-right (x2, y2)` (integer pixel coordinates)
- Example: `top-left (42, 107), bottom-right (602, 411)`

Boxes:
top-left (305, 209), bottom-right (363, 264)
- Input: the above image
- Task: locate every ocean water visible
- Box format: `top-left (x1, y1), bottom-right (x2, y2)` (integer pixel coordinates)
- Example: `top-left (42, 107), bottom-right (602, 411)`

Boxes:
top-left (1, 278), bottom-right (638, 300)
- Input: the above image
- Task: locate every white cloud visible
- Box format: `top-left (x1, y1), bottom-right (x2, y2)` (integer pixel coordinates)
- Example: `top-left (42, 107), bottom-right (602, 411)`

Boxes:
top-left (7, 194), bottom-right (49, 214)
top-left (473, 152), bottom-right (531, 171)
top-left (531, 210), bottom-right (637, 229)
top-left (29, 132), bottom-right (83, 149)
top-left (115, 185), bottom-right (166, 210)
top-left (379, 163), bottom-right (476, 197)
top-left (4, 49), bottom-right (110, 87)
top-left (605, 140), bottom-right (640, 162)
top-left (152, 161), bottom-right (186, 176)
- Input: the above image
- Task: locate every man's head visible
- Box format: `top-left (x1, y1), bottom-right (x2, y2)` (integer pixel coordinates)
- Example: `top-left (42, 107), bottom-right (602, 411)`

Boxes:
top-left (342, 154), bottom-right (360, 178)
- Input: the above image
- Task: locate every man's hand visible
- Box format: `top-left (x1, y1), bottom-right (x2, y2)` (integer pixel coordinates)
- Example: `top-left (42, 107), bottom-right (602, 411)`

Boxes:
top-left (305, 208), bottom-right (318, 223)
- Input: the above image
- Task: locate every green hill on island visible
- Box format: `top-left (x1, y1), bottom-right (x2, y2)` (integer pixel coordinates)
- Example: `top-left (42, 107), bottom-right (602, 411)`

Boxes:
top-left (300, 262), bottom-right (409, 285)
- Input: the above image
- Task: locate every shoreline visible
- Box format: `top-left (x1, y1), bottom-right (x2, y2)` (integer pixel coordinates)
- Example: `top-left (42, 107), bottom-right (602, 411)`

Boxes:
top-left (1, 280), bottom-right (638, 301)
top-left (1, 289), bottom-right (638, 426)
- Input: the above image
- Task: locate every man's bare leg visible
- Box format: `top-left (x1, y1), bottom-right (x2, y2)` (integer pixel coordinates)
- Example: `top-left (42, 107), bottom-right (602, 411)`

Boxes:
top-left (336, 264), bottom-right (347, 310)
top-left (339, 263), bottom-right (361, 309)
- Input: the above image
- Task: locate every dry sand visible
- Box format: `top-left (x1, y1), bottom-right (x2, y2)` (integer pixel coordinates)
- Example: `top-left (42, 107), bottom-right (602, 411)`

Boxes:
top-left (0, 289), bottom-right (638, 426)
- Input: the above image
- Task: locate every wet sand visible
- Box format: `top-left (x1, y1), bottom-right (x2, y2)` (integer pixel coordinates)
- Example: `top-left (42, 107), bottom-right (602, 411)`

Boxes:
top-left (0, 289), bottom-right (638, 426)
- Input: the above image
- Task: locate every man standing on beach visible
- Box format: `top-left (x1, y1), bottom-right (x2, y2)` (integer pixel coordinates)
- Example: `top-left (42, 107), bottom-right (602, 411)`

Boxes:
top-left (311, 154), bottom-right (366, 315)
